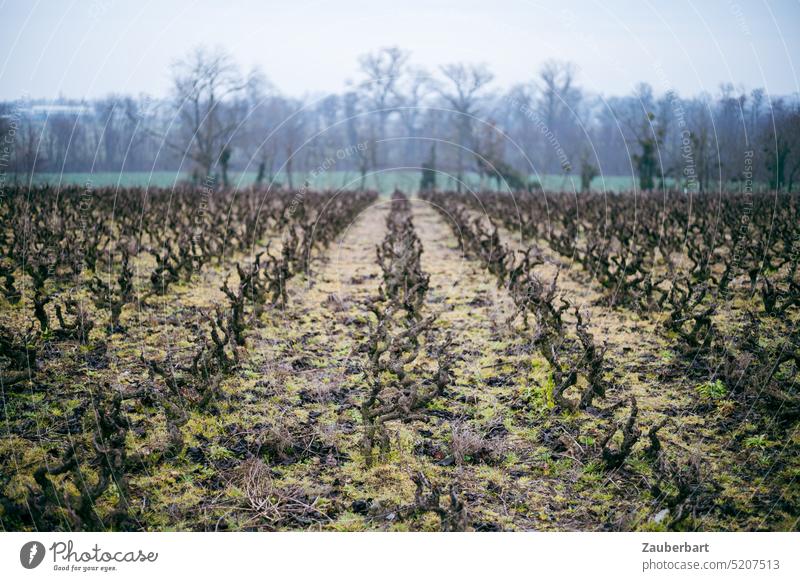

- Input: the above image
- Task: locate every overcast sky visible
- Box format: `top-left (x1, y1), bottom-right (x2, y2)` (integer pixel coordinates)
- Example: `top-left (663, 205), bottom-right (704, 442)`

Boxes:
top-left (1, 0), bottom-right (798, 101)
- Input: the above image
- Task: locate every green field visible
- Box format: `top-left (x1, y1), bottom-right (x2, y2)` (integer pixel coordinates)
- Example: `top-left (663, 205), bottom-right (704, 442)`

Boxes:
top-left (23, 170), bottom-right (640, 193)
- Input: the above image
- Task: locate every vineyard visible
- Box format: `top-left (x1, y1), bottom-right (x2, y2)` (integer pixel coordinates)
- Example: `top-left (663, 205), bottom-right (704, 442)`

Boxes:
top-left (0, 185), bottom-right (798, 532)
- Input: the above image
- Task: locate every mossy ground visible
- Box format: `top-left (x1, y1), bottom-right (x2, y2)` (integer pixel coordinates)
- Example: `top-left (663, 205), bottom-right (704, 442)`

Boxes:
top-left (1, 198), bottom-right (797, 531)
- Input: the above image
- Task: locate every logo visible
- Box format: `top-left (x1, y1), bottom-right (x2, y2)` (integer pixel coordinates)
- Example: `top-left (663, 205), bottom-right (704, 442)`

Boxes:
top-left (20, 541), bottom-right (46, 569)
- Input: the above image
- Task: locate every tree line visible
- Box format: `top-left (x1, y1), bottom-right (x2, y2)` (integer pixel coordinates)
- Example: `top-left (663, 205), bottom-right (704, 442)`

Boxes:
top-left (1, 46), bottom-right (798, 192)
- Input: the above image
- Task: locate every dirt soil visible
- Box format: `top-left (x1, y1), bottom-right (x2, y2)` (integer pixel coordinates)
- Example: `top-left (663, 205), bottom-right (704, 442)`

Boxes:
top-left (1, 197), bottom-right (798, 531)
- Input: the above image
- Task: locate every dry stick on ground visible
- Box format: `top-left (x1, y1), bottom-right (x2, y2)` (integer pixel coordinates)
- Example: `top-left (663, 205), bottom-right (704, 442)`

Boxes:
top-left (0, 322), bottom-right (38, 388)
top-left (360, 192), bottom-right (454, 466)
top-left (360, 300), bottom-right (441, 466)
top-left (149, 246), bottom-right (181, 295)
top-left (396, 471), bottom-right (468, 532)
top-left (27, 385), bottom-right (132, 531)
top-left (53, 299), bottom-right (94, 344)
top-left (88, 247), bottom-right (135, 334)
top-left (600, 395), bottom-right (641, 470)
top-left (648, 442), bottom-right (719, 529)
top-left (241, 459), bottom-right (332, 530)
top-left (533, 307), bottom-right (608, 412)
top-left (0, 261), bottom-right (22, 304)
top-left (645, 417), bottom-right (672, 458)
top-left (221, 275), bottom-right (247, 346)
top-left (421, 191), bottom-right (612, 414)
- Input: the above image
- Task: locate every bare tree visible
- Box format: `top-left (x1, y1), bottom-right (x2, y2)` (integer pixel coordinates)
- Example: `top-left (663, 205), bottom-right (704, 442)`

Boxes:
top-left (169, 46), bottom-right (258, 183)
top-left (343, 90), bottom-right (371, 190)
top-left (358, 47), bottom-right (409, 187)
top-left (615, 83), bottom-right (665, 192)
top-left (359, 47), bottom-right (408, 121)
top-left (436, 63), bottom-right (494, 191)
top-left (395, 67), bottom-right (432, 167)
top-left (537, 60), bottom-right (580, 175)
top-left (237, 73), bottom-right (283, 187)
top-left (6, 47), bottom-right (798, 195)
top-left (273, 97), bottom-right (306, 190)
top-left (763, 99), bottom-right (800, 192)
top-left (8, 108), bottom-right (41, 179)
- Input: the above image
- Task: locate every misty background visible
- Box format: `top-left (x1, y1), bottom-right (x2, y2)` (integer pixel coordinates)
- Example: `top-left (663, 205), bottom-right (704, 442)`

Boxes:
top-left (1, 0), bottom-right (799, 192)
